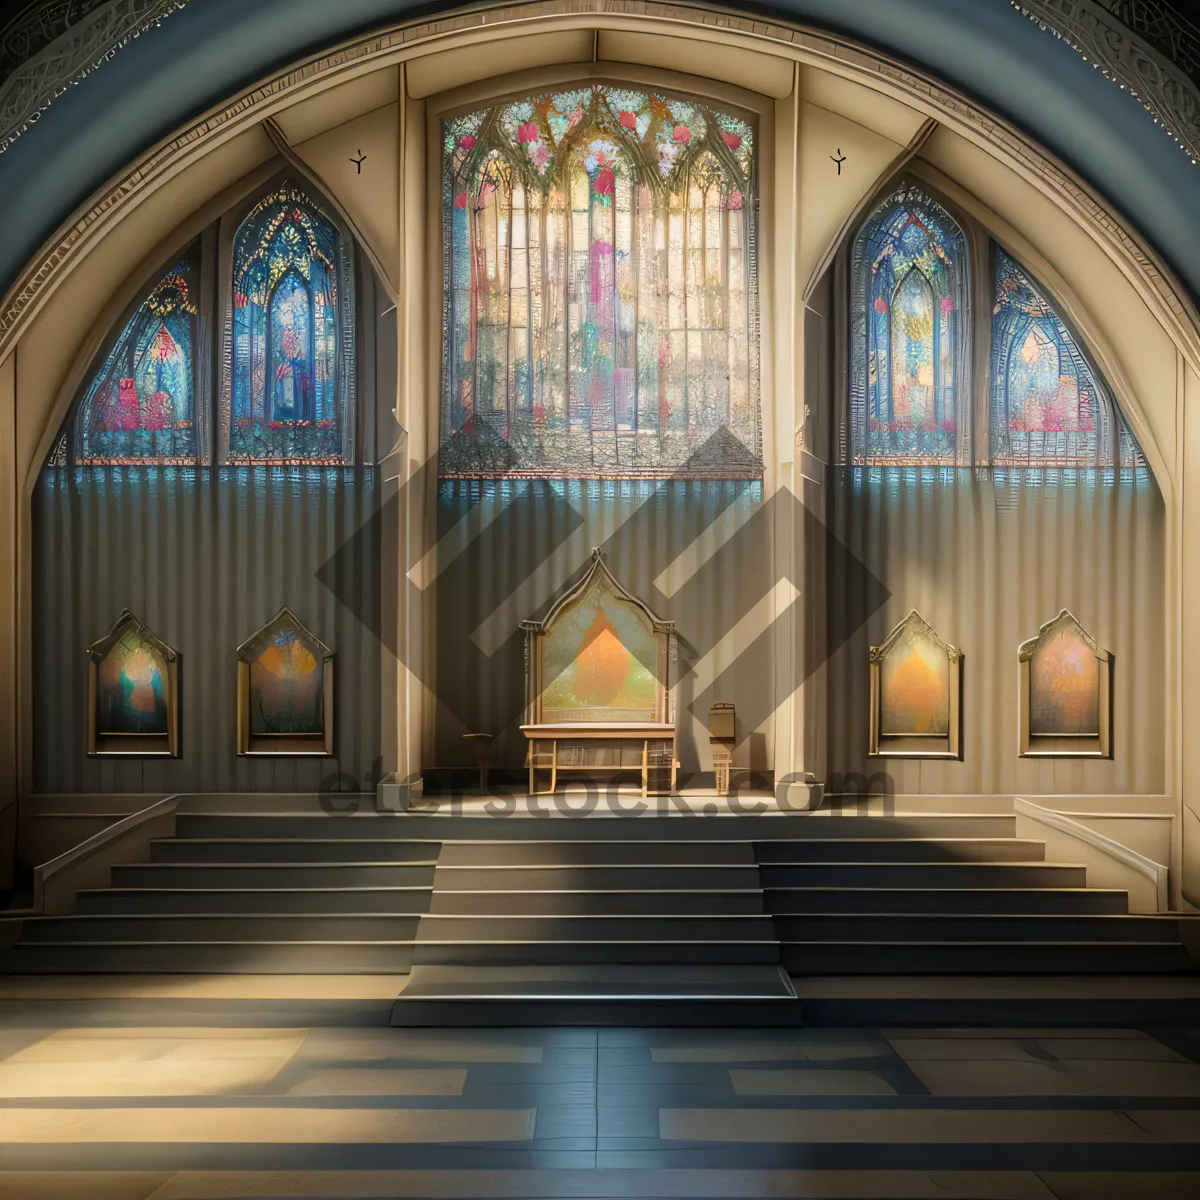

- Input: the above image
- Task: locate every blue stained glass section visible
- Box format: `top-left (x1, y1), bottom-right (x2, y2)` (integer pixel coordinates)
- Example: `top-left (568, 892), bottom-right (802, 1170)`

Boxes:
top-left (989, 249), bottom-right (1142, 468)
top-left (76, 251), bottom-right (199, 464)
top-left (230, 184), bottom-right (349, 463)
top-left (849, 184), bottom-right (968, 465)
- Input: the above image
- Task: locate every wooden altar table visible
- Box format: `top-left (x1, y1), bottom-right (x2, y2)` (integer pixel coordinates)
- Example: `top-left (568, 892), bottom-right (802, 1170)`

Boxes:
top-left (521, 722), bottom-right (678, 797)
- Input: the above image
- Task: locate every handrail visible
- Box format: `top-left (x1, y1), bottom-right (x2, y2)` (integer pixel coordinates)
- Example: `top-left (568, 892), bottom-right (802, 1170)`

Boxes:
top-left (1015, 796), bottom-right (1169, 912)
top-left (32, 794), bottom-right (180, 914)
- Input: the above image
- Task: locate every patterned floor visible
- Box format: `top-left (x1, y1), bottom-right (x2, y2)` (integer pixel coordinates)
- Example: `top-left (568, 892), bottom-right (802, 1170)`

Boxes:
top-left (0, 981), bottom-right (1199, 1197)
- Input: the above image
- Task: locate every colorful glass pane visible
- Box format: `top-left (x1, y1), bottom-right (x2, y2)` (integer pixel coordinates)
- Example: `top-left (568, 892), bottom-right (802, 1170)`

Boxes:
top-left (96, 627), bottom-right (169, 735)
top-left (542, 573), bottom-right (660, 722)
top-left (249, 624), bottom-right (324, 735)
top-left (1029, 620), bottom-right (1100, 737)
top-left (76, 253), bottom-right (198, 464)
top-left (879, 620), bottom-right (950, 737)
top-left (230, 185), bottom-right (349, 463)
top-left (990, 249), bottom-right (1138, 467)
top-left (849, 184), bottom-right (967, 464)
top-left (440, 85), bottom-right (760, 479)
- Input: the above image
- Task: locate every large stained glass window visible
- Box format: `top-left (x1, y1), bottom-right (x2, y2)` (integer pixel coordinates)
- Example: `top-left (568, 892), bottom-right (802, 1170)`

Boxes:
top-left (229, 184), bottom-right (354, 464)
top-left (990, 249), bottom-right (1139, 467)
top-left (439, 85), bottom-right (760, 479)
top-left (849, 184), bottom-right (969, 465)
top-left (76, 252), bottom-right (199, 464)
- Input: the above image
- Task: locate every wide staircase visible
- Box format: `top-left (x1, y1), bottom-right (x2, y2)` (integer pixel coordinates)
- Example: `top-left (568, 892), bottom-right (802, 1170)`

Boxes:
top-left (3, 801), bottom-right (1195, 1019)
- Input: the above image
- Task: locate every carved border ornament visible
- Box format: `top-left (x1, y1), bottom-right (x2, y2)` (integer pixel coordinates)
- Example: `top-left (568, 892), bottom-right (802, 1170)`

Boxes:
top-left (1012, 0), bottom-right (1200, 164)
top-left (0, 0), bottom-right (189, 155)
top-left (3, 0), bottom-right (1200, 383)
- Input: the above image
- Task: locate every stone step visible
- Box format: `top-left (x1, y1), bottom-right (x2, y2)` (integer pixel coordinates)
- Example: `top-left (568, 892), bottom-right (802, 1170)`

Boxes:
top-left (428, 889), bottom-right (765, 915)
top-left (148, 839), bottom-right (441, 864)
top-left (781, 941), bottom-right (1193, 974)
top-left (1, 940), bottom-right (415, 973)
top-left (19, 914), bottom-right (421, 943)
top-left (765, 887), bottom-right (1127, 914)
top-left (772, 913), bottom-right (1178, 943)
top-left (75, 887), bottom-right (435, 915)
top-left (390, 964), bottom-right (802, 1027)
top-left (759, 861), bottom-right (1082, 887)
top-left (415, 913), bottom-right (776, 942)
top-left (111, 863), bottom-right (437, 888)
top-left (436, 841), bottom-right (756, 867)
top-left (174, 812), bottom-right (1017, 840)
top-left (411, 940), bottom-right (779, 966)
top-left (432, 864), bottom-right (762, 890)
top-left (754, 839), bottom-right (1048, 863)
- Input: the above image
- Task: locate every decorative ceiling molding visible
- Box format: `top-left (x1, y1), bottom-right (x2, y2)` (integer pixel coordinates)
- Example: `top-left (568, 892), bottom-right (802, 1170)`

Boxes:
top-left (0, 0), bottom-right (189, 154)
top-left (0, 1), bottom-right (110, 80)
top-left (1012, 0), bottom-right (1200, 163)
top-left (1, 0), bottom-right (1198, 392)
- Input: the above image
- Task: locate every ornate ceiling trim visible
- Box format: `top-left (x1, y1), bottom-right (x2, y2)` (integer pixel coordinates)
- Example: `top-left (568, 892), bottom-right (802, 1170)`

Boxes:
top-left (0, 0), bottom-right (1196, 378)
top-left (0, 0), bottom-right (189, 154)
top-left (1012, 0), bottom-right (1200, 164)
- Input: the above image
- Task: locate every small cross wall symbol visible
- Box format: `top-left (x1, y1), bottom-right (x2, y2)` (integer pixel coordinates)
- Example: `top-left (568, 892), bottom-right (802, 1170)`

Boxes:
top-left (831, 148), bottom-right (847, 175)
top-left (350, 150), bottom-right (367, 173)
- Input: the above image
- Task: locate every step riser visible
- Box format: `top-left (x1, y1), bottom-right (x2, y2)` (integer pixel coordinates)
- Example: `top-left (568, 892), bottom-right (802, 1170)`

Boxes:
top-left (754, 842), bottom-right (1046, 863)
top-left (433, 866), bottom-right (762, 890)
top-left (428, 891), bottom-right (764, 915)
top-left (413, 943), bottom-right (780, 966)
top-left (782, 943), bottom-right (1193, 974)
top-left (760, 863), bottom-right (1079, 886)
top-left (150, 841), bottom-right (441, 864)
top-left (3, 943), bottom-right (415, 973)
top-left (437, 843), bottom-right (757, 867)
top-left (111, 865), bottom-right (437, 888)
top-left (765, 889), bottom-right (1127, 915)
top-left (772, 915), bottom-right (1179, 943)
top-left (416, 916), bottom-right (776, 941)
top-left (76, 889), bottom-right (434, 915)
top-left (176, 814), bottom-right (1017, 840)
top-left (22, 916), bottom-right (421, 943)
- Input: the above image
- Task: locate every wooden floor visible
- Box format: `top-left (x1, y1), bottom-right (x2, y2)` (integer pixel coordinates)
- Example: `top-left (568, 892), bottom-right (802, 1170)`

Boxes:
top-left (0, 977), bottom-right (1199, 1197)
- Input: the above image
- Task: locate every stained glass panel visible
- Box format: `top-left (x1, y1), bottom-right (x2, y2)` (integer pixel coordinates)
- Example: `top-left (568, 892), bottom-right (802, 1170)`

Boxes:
top-left (76, 252), bottom-right (198, 464)
top-left (249, 623), bottom-right (325, 736)
top-left (439, 85), bottom-right (761, 479)
top-left (879, 620), bottom-right (951, 737)
top-left (96, 626), bottom-right (169, 735)
top-left (542, 572), bottom-right (660, 723)
top-left (230, 184), bottom-right (351, 464)
top-left (1029, 621), bottom-right (1100, 737)
top-left (849, 184), bottom-right (967, 465)
top-left (990, 249), bottom-right (1139, 467)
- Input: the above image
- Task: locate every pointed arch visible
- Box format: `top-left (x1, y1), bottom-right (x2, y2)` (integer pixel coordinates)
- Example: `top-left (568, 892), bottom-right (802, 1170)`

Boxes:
top-left (849, 182), bottom-right (969, 465)
top-left (227, 181), bottom-right (355, 464)
top-left (989, 248), bottom-right (1143, 468)
top-left (73, 249), bottom-right (199, 465)
top-left (439, 82), bottom-right (760, 479)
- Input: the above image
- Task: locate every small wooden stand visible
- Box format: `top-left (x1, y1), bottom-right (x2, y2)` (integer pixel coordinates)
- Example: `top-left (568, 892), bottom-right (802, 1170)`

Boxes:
top-left (708, 702), bottom-right (736, 796)
top-left (462, 732), bottom-right (495, 792)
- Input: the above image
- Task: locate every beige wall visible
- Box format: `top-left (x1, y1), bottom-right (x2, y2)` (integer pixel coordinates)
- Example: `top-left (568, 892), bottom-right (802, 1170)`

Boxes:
top-left (2, 11), bottom-right (1194, 895)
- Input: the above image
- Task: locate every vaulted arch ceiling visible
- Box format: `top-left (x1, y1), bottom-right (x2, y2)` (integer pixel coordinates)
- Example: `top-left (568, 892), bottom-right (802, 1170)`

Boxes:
top-left (0, 0), bottom-right (1197, 311)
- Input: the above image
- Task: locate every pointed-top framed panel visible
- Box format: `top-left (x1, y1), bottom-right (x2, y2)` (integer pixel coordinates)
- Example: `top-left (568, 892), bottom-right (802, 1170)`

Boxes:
top-left (87, 610), bottom-right (179, 756)
top-left (1019, 609), bottom-right (1111, 758)
top-left (521, 549), bottom-right (676, 726)
top-left (869, 610), bottom-right (962, 759)
top-left (236, 607), bottom-right (333, 756)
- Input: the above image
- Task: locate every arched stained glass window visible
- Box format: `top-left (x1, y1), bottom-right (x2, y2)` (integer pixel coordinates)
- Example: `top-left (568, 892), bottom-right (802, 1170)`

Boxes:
top-left (989, 249), bottom-right (1140, 467)
top-left (229, 183), bottom-right (354, 464)
top-left (439, 85), bottom-right (761, 479)
top-left (849, 184), bottom-right (969, 465)
top-left (76, 250), bottom-right (199, 464)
